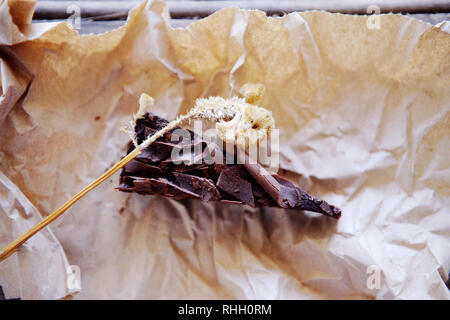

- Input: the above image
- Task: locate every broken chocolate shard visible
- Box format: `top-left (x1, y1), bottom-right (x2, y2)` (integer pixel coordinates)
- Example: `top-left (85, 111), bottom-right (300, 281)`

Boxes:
top-left (120, 176), bottom-right (200, 201)
top-left (217, 168), bottom-right (255, 207)
top-left (118, 112), bottom-right (341, 218)
top-left (123, 160), bottom-right (163, 178)
top-left (135, 141), bottom-right (174, 163)
top-left (174, 172), bottom-right (220, 201)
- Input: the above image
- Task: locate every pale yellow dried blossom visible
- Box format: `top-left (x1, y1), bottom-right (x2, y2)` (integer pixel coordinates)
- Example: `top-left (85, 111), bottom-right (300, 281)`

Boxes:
top-left (124, 84), bottom-right (274, 151)
top-left (194, 95), bottom-right (274, 148)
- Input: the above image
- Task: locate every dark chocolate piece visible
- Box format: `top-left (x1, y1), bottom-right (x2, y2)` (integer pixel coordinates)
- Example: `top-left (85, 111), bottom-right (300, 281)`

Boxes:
top-left (118, 112), bottom-right (341, 218)
top-left (119, 177), bottom-right (200, 200)
top-left (135, 141), bottom-right (174, 163)
top-left (174, 172), bottom-right (220, 201)
top-left (217, 168), bottom-right (255, 207)
top-left (123, 160), bottom-right (163, 178)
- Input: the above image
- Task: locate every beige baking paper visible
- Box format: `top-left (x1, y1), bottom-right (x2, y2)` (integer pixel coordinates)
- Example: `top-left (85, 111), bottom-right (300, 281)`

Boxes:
top-left (0, 0), bottom-right (449, 299)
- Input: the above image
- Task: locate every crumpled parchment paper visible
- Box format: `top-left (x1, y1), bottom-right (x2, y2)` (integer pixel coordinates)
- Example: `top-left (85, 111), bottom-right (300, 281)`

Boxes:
top-left (0, 0), bottom-right (449, 299)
